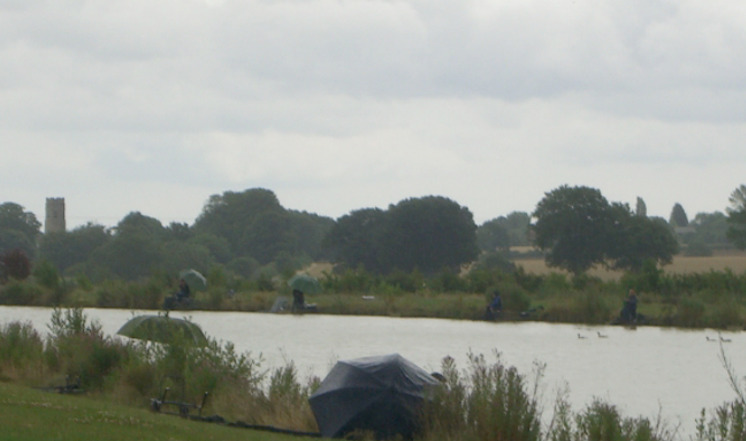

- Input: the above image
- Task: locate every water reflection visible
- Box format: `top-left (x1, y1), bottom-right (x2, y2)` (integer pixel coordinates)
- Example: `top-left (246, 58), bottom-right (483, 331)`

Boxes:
top-left (1, 306), bottom-right (742, 434)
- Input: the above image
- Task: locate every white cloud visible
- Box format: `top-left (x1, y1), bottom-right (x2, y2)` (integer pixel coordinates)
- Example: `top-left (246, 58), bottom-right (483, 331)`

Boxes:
top-left (0, 0), bottom-right (744, 228)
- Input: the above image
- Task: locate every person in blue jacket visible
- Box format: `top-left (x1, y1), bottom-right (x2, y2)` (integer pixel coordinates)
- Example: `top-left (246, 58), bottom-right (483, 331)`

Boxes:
top-left (485, 291), bottom-right (502, 320)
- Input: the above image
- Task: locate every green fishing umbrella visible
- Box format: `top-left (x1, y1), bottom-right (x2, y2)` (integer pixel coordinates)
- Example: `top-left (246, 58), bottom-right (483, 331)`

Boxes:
top-left (117, 314), bottom-right (208, 346)
top-left (288, 274), bottom-right (322, 294)
top-left (179, 269), bottom-right (207, 292)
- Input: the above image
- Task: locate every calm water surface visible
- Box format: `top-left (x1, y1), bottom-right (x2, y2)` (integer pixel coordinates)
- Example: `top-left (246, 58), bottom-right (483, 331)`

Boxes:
top-left (2, 306), bottom-right (743, 434)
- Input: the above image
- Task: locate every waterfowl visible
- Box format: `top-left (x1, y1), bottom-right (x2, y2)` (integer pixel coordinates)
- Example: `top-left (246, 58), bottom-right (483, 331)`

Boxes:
top-left (597, 331), bottom-right (608, 338)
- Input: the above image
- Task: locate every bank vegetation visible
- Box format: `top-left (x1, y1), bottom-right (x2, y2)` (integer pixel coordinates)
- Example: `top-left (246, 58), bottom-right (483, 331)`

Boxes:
top-left (1, 308), bottom-right (745, 441)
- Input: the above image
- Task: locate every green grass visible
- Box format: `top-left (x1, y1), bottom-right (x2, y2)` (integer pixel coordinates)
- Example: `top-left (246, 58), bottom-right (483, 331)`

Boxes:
top-left (0, 381), bottom-right (308, 441)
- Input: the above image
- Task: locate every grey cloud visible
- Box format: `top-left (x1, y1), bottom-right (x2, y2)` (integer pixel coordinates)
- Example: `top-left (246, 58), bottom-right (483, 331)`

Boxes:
top-left (2, 0), bottom-right (745, 137)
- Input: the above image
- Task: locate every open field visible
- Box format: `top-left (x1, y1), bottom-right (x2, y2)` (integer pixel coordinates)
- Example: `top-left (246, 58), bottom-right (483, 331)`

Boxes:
top-left (514, 251), bottom-right (746, 281)
top-left (0, 381), bottom-right (303, 441)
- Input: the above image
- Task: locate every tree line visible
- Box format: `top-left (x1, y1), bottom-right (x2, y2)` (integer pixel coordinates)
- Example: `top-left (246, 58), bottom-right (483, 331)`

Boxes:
top-left (1, 185), bottom-right (746, 285)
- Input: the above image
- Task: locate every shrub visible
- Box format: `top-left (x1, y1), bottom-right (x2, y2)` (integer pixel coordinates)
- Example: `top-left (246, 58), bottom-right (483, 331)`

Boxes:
top-left (541, 272), bottom-right (572, 295)
top-left (430, 269), bottom-right (467, 293)
top-left (385, 270), bottom-right (424, 293)
top-left (44, 308), bottom-right (127, 390)
top-left (32, 260), bottom-right (60, 290)
top-left (0, 281), bottom-right (42, 305)
top-left (263, 362), bottom-right (318, 430)
top-left (420, 353), bottom-right (542, 441)
top-left (474, 251), bottom-right (515, 272)
top-left (694, 402), bottom-right (746, 441)
top-left (709, 298), bottom-right (743, 329)
top-left (1, 248), bottom-right (31, 281)
top-left (0, 321), bottom-right (45, 380)
top-left (676, 297), bottom-right (706, 328)
top-left (574, 399), bottom-right (673, 441)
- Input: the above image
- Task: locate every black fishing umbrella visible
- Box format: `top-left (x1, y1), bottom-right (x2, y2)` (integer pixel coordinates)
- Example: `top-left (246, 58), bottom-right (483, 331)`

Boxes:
top-left (309, 353), bottom-right (440, 439)
top-left (117, 314), bottom-right (208, 346)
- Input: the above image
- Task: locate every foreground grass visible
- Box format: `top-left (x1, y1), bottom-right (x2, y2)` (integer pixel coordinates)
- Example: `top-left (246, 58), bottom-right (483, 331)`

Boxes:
top-left (0, 381), bottom-right (305, 441)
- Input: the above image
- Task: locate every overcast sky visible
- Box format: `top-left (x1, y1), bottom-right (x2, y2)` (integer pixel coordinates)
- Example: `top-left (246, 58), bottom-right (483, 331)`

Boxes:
top-left (2, 0), bottom-right (745, 230)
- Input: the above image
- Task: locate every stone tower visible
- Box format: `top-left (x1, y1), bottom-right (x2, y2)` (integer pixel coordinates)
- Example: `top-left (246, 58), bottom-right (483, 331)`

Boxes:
top-left (45, 197), bottom-right (66, 234)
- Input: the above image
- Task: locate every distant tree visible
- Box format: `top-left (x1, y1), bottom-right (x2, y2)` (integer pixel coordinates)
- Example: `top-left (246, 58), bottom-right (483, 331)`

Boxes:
top-left (242, 210), bottom-right (296, 265)
top-left (502, 211), bottom-right (531, 246)
top-left (532, 185), bottom-right (614, 276)
top-left (194, 188), bottom-right (333, 273)
top-left (165, 222), bottom-right (192, 241)
top-left (688, 212), bottom-right (729, 246)
top-left (189, 233), bottom-right (232, 264)
top-left (38, 223), bottom-right (111, 272)
top-left (0, 202), bottom-right (42, 258)
top-left (476, 212), bottom-right (531, 252)
top-left (324, 208), bottom-right (387, 272)
top-left (194, 188), bottom-right (284, 256)
top-left (476, 219), bottom-right (510, 252)
top-left (727, 184), bottom-right (746, 249)
top-left (381, 196), bottom-right (479, 274)
top-left (669, 203), bottom-right (689, 227)
top-left (607, 205), bottom-right (679, 272)
top-left (635, 197), bottom-right (647, 217)
top-left (89, 212), bottom-right (165, 279)
top-left (115, 211), bottom-right (166, 241)
top-left (287, 210), bottom-right (335, 261)
top-left (160, 241), bottom-right (213, 276)
top-left (90, 233), bottom-right (162, 280)
top-left (325, 196), bottom-right (479, 274)
top-left (0, 248), bottom-right (31, 281)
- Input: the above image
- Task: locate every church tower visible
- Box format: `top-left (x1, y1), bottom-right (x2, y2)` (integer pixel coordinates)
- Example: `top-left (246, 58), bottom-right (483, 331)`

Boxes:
top-left (45, 197), bottom-right (66, 234)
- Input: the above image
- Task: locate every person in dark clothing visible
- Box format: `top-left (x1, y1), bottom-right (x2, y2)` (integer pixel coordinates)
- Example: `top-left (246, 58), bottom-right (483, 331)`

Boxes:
top-left (176, 278), bottom-right (191, 302)
top-left (485, 291), bottom-right (502, 320)
top-left (620, 289), bottom-right (638, 323)
top-left (292, 289), bottom-right (305, 312)
top-left (163, 278), bottom-right (191, 310)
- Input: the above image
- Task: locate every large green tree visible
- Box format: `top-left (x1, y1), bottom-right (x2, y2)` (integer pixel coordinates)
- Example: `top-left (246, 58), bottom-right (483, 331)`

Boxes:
top-left (193, 188), bottom-right (333, 272)
top-left (606, 206), bottom-right (679, 272)
top-left (194, 188), bottom-right (285, 256)
top-left (382, 196), bottom-right (479, 274)
top-left (0, 202), bottom-right (42, 258)
top-left (89, 212), bottom-right (166, 280)
top-left (533, 186), bottom-right (680, 275)
top-left (324, 208), bottom-right (388, 272)
top-left (477, 212), bottom-right (531, 251)
top-left (325, 196), bottom-right (479, 274)
top-left (476, 219), bottom-right (510, 252)
top-left (38, 223), bottom-right (111, 272)
top-left (727, 184), bottom-right (746, 249)
top-left (532, 185), bottom-right (614, 275)
top-left (288, 210), bottom-right (335, 262)
top-left (689, 212), bottom-right (728, 246)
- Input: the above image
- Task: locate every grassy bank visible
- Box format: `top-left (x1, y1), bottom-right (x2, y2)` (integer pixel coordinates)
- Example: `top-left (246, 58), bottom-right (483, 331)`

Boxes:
top-left (0, 381), bottom-right (303, 441)
top-left (2, 309), bottom-right (746, 441)
top-left (3, 252), bottom-right (746, 329)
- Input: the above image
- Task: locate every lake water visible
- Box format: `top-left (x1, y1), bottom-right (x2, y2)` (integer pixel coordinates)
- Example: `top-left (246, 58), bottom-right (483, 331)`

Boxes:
top-left (1, 306), bottom-right (743, 435)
